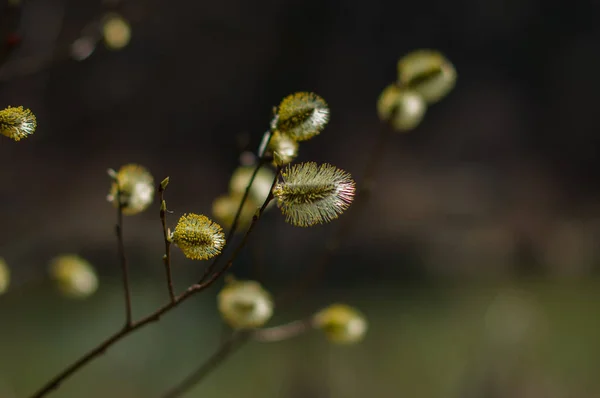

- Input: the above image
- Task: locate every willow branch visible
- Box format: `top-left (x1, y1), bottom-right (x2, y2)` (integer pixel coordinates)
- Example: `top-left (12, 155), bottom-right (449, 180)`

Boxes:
top-left (193, 166), bottom-right (280, 290)
top-left (28, 168), bottom-right (282, 398)
top-left (200, 131), bottom-right (274, 283)
top-left (159, 179), bottom-right (176, 303)
top-left (113, 172), bottom-right (132, 327)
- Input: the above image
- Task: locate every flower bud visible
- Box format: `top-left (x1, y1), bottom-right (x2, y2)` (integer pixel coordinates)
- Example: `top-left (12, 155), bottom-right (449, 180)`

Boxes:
top-left (268, 130), bottom-right (299, 166)
top-left (212, 193), bottom-right (259, 230)
top-left (49, 255), bottom-right (98, 299)
top-left (229, 165), bottom-right (276, 205)
top-left (397, 49), bottom-right (456, 104)
top-left (275, 92), bottom-right (330, 141)
top-left (103, 13), bottom-right (131, 50)
top-left (377, 84), bottom-right (427, 132)
top-left (0, 258), bottom-right (9, 295)
top-left (218, 279), bottom-right (274, 329)
top-left (107, 164), bottom-right (155, 215)
top-left (314, 304), bottom-right (368, 344)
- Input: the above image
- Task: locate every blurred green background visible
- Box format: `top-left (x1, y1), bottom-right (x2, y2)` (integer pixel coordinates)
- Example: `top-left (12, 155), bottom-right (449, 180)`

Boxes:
top-left (2, 0), bottom-right (600, 396)
top-left (3, 278), bottom-right (600, 397)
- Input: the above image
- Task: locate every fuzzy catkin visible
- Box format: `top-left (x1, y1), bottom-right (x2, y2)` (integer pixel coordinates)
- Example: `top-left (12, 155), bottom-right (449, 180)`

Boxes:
top-left (273, 162), bottom-right (355, 227)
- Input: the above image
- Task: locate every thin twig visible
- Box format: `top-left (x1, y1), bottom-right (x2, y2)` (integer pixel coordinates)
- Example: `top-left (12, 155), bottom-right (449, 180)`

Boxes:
top-left (114, 174), bottom-right (133, 327)
top-left (251, 318), bottom-right (314, 342)
top-left (200, 131), bottom-right (274, 283)
top-left (161, 331), bottom-right (252, 398)
top-left (28, 167), bottom-right (282, 398)
top-left (199, 159), bottom-right (264, 283)
top-left (193, 166), bottom-right (281, 290)
top-left (162, 318), bottom-right (313, 398)
top-left (159, 180), bottom-right (176, 303)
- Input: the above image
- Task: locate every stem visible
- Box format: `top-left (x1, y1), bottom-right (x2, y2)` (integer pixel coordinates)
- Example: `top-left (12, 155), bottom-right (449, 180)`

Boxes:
top-left (30, 299), bottom-right (184, 398)
top-left (252, 318), bottom-right (314, 342)
top-left (28, 167), bottom-right (282, 398)
top-left (159, 183), bottom-right (176, 303)
top-left (115, 177), bottom-right (132, 327)
top-left (161, 331), bottom-right (252, 398)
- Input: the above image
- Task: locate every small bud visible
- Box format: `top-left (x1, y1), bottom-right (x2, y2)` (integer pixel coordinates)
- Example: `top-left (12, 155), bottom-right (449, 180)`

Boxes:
top-left (0, 106), bottom-right (37, 141)
top-left (172, 213), bottom-right (225, 260)
top-left (212, 193), bottom-right (259, 231)
top-left (160, 176), bottom-right (170, 191)
top-left (102, 13), bottom-right (131, 50)
top-left (377, 84), bottom-right (427, 132)
top-left (275, 92), bottom-right (330, 141)
top-left (268, 130), bottom-right (299, 166)
top-left (218, 278), bottom-right (274, 329)
top-left (397, 49), bottom-right (456, 104)
top-left (313, 304), bottom-right (368, 344)
top-left (273, 162), bottom-right (356, 227)
top-left (0, 258), bottom-right (10, 295)
top-left (107, 164), bottom-right (154, 215)
top-left (160, 200), bottom-right (167, 212)
top-left (49, 255), bottom-right (98, 299)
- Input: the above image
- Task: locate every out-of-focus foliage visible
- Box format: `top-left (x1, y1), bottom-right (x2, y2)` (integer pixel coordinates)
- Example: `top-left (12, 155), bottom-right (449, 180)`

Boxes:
top-left (107, 164), bottom-right (154, 216)
top-left (217, 278), bottom-right (274, 329)
top-left (314, 303), bottom-right (368, 344)
top-left (102, 13), bottom-right (131, 50)
top-left (0, 258), bottom-right (9, 295)
top-left (377, 85), bottom-right (427, 131)
top-left (212, 193), bottom-right (259, 230)
top-left (49, 254), bottom-right (98, 298)
top-left (397, 49), bottom-right (456, 104)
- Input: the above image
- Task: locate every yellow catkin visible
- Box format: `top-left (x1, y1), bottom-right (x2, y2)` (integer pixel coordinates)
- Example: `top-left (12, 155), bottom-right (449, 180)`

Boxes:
top-left (172, 213), bottom-right (225, 260)
top-left (275, 92), bottom-right (330, 141)
top-left (314, 304), bottom-right (368, 344)
top-left (0, 106), bottom-right (37, 141)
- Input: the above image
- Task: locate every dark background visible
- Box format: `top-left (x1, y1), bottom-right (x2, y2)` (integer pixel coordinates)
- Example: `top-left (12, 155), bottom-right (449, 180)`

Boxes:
top-left (1, 0), bottom-right (599, 397)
